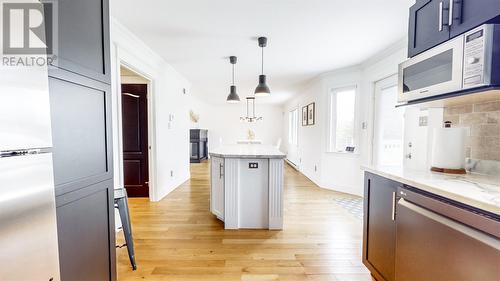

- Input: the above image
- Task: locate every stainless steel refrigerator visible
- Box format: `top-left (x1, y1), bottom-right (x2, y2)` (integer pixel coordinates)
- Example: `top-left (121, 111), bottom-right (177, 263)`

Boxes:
top-left (0, 53), bottom-right (61, 280)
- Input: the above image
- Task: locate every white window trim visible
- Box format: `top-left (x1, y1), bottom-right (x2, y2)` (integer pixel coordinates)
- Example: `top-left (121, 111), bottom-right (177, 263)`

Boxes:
top-left (327, 85), bottom-right (360, 154)
top-left (288, 108), bottom-right (299, 146)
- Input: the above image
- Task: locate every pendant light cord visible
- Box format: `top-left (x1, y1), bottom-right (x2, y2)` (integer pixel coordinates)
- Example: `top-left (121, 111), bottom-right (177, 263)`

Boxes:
top-left (261, 47), bottom-right (264, 75)
top-left (232, 63), bottom-right (235, 86)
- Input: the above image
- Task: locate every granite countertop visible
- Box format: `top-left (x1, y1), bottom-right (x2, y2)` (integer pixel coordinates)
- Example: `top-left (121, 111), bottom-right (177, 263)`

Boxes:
top-left (209, 144), bottom-right (286, 159)
top-left (362, 165), bottom-right (500, 215)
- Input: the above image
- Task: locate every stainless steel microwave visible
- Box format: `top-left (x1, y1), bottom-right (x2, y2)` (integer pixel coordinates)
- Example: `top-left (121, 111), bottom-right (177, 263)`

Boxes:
top-left (398, 24), bottom-right (500, 103)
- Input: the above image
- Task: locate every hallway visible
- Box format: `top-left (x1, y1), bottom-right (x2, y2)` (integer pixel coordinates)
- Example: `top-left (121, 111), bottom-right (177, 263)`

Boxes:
top-left (117, 162), bottom-right (370, 281)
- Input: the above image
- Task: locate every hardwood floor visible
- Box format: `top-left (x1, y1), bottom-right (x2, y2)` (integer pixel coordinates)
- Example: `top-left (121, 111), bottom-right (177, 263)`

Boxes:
top-left (117, 162), bottom-right (371, 281)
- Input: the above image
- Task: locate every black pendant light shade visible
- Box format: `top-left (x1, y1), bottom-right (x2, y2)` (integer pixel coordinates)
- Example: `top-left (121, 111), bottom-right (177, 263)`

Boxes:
top-left (227, 85), bottom-right (240, 103)
top-left (254, 37), bottom-right (270, 97)
top-left (226, 56), bottom-right (240, 103)
top-left (255, 75), bottom-right (270, 96)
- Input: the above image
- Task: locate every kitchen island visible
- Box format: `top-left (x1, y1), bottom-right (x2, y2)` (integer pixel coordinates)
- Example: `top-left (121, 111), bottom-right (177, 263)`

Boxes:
top-left (209, 144), bottom-right (285, 230)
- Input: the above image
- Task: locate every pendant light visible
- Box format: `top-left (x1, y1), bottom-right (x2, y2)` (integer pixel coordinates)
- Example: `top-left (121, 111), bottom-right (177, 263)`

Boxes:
top-left (240, 97), bottom-right (263, 122)
top-left (254, 37), bottom-right (271, 97)
top-left (226, 56), bottom-right (240, 103)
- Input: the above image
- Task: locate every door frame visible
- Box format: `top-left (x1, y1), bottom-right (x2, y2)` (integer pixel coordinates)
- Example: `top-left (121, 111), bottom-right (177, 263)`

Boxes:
top-left (120, 82), bottom-right (150, 197)
top-left (112, 44), bottom-right (158, 201)
top-left (370, 74), bottom-right (399, 166)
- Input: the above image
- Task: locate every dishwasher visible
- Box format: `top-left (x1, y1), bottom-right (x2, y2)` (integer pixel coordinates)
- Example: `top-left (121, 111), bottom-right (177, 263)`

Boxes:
top-left (395, 186), bottom-right (500, 281)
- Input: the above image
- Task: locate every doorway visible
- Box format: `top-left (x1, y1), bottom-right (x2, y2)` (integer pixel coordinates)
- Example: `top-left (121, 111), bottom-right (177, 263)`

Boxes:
top-left (120, 66), bottom-right (150, 197)
top-left (372, 75), bottom-right (405, 167)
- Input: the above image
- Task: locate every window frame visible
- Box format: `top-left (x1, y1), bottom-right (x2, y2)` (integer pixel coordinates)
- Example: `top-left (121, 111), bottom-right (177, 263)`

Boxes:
top-left (327, 85), bottom-right (359, 154)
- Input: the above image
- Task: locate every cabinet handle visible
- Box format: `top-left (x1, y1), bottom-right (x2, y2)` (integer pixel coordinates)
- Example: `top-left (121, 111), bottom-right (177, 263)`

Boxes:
top-left (438, 2), bottom-right (444, 32)
top-left (219, 163), bottom-right (223, 178)
top-left (391, 191), bottom-right (396, 221)
top-left (448, 0), bottom-right (454, 26)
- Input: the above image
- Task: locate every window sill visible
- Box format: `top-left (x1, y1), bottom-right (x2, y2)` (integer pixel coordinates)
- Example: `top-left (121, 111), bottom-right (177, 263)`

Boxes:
top-left (326, 151), bottom-right (360, 156)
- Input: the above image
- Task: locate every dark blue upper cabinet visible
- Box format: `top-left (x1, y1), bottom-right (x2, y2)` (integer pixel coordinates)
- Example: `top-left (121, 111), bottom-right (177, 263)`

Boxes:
top-left (408, 0), bottom-right (500, 58)
top-left (408, 0), bottom-right (451, 58)
top-left (450, 0), bottom-right (500, 37)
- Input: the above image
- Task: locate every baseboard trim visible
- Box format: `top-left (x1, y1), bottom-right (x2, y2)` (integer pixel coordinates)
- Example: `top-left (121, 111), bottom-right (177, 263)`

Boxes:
top-left (285, 159), bottom-right (299, 171)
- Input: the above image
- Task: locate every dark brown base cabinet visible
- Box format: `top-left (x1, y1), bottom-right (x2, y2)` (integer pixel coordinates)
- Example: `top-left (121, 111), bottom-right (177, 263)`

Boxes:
top-left (363, 172), bottom-right (398, 281)
top-left (363, 172), bottom-right (500, 281)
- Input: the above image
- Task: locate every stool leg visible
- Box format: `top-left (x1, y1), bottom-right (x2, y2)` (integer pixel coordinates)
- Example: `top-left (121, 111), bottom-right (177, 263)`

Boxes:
top-left (117, 197), bottom-right (137, 270)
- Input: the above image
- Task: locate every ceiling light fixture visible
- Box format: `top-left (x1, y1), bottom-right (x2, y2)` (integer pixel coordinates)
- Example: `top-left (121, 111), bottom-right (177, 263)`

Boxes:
top-left (254, 37), bottom-right (271, 97)
top-left (226, 56), bottom-right (240, 103)
top-left (240, 97), bottom-right (263, 122)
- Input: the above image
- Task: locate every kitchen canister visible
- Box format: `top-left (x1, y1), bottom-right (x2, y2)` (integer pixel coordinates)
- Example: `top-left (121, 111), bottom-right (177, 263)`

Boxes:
top-left (431, 121), bottom-right (467, 174)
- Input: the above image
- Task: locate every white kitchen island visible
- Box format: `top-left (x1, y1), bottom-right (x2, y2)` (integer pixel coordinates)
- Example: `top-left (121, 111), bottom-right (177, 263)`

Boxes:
top-left (209, 144), bottom-right (286, 230)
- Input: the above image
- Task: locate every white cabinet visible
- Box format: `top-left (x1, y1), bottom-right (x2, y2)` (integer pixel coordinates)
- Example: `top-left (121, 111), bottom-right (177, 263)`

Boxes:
top-left (210, 157), bottom-right (224, 220)
top-left (239, 159), bottom-right (269, 228)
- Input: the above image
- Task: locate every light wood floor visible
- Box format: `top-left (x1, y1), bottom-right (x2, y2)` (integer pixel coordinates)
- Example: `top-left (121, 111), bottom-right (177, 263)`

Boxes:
top-left (117, 162), bottom-right (371, 281)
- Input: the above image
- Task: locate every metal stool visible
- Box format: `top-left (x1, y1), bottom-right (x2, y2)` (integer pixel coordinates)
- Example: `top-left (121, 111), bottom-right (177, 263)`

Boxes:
top-left (114, 188), bottom-right (137, 270)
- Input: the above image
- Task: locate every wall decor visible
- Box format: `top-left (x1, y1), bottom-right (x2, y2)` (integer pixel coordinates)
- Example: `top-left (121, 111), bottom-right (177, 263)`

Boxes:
top-left (307, 102), bottom-right (315, 125)
top-left (302, 106), bottom-right (308, 126)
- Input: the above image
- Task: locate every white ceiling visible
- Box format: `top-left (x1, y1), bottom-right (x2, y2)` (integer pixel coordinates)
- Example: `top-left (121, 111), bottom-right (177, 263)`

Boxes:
top-left (111, 0), bottom-right (414, 105)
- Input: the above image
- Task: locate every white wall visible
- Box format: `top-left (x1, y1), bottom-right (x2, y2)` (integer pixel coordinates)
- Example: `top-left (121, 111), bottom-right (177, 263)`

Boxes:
top-left (189, 96), bottom-right (283, 150)
top-left (282, 40), bottom-right (408, 196)
top-left (110, 18), bottom-right (191, 201)
top-left (403, 107), bottom-right (444, 170)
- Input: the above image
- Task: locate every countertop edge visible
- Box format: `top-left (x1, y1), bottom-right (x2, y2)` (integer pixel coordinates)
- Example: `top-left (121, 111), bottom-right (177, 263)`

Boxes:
top-left (362, 166), bottom-right (500, 216)
top-left (209, 152), bottom-right (286, 159)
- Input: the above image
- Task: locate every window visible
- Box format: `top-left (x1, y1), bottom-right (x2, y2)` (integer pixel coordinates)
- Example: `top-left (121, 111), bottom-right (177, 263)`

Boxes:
top-left (329, 86), bottom-right (357, 152)
top-left (288, 108), bottom-right (298, 145)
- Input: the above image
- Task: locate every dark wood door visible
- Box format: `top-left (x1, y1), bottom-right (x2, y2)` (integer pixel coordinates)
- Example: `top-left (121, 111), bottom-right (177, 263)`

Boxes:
top-left (450, 0), bottom-right (500, 37)
top-left (121, 84), bottom-right (149, 197)
top-left (408, 0), bottom-right (451, 57)
top-left (363, 172), bottom-right (398, 281)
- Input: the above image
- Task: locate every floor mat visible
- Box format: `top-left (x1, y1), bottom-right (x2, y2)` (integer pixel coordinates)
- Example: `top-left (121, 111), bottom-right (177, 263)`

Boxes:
top-left (333, 197), bottom-right (364, 220)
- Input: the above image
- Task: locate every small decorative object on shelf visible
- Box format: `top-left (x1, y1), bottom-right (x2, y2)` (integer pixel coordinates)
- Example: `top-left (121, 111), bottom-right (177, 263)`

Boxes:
top-left (189, 110), bottom-right (199, 123)
top-left (247, 129), bottom-right (255, 140)
top-left (189, 110), bottom-right (200, 128)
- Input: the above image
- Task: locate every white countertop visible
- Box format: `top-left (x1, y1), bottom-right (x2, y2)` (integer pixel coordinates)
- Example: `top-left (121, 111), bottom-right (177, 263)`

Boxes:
top-left (363, 165), bottom-right (500, 215)
top-left (209, 144), bottom-right (286, 159)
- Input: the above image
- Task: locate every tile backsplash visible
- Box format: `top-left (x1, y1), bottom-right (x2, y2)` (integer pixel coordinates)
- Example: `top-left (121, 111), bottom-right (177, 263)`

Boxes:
top-left (444, 99), bottom-right (500, 164)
